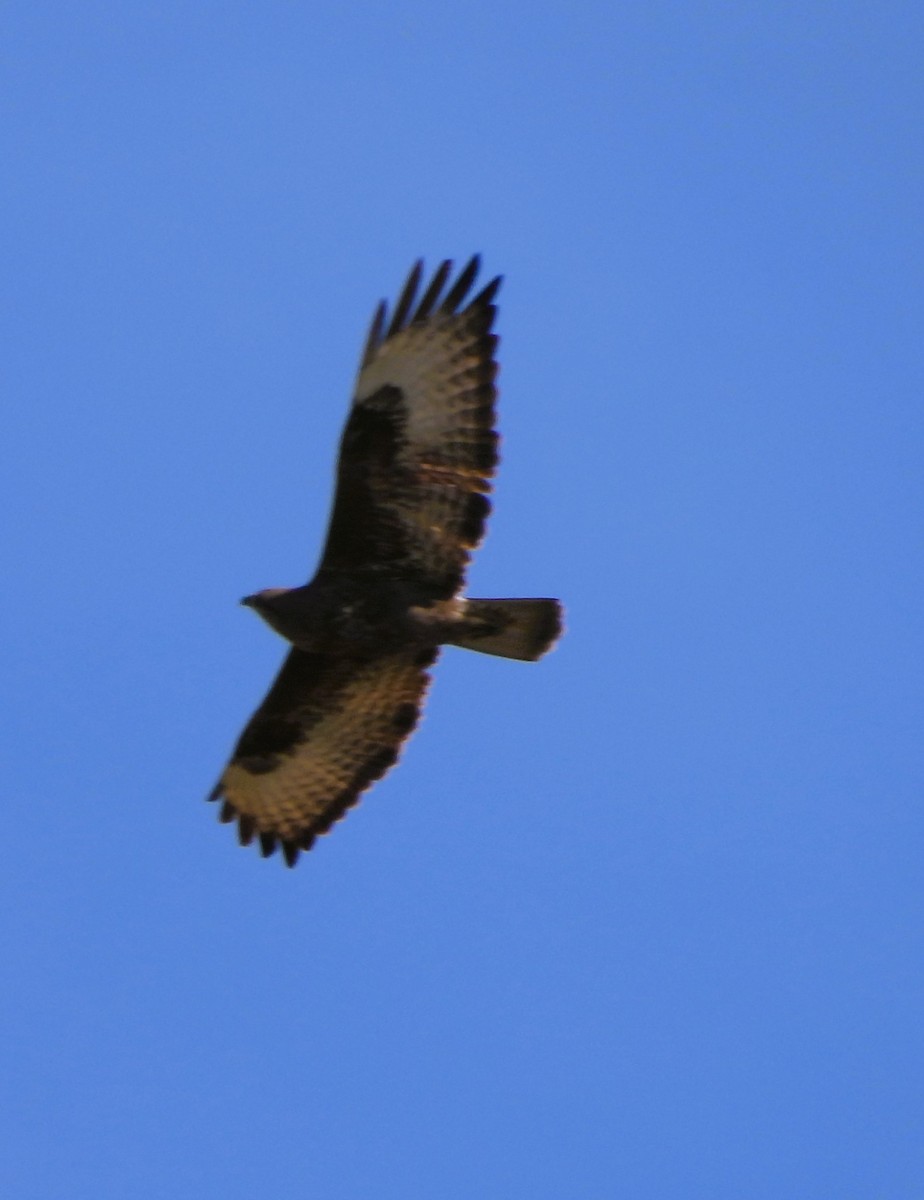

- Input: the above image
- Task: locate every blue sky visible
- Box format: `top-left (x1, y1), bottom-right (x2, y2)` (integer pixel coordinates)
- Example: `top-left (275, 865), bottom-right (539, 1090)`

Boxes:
top-left (3, 2), bottom-right (922, 1196)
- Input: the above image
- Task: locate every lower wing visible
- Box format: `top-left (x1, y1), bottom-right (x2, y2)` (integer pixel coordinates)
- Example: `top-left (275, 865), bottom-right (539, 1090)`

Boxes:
top-left (209, 645), bottom-right (437, 865)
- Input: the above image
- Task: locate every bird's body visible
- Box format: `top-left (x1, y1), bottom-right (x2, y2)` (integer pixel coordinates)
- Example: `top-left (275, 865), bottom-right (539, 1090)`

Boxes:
top-left (242, 576), bottom-right (429, 656)
top-left (210, 257), bottom-right (562, 865)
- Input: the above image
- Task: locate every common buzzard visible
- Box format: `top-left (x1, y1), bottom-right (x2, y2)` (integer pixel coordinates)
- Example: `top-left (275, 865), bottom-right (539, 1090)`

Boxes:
top-left (209, 257), bottom-right (562, 865)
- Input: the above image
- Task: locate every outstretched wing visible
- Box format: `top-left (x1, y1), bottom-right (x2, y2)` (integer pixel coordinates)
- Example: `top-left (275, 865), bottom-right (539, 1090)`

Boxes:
top-left (209, 646), bottom-right (437, 866)
top-left (318, 256), bottom-right (501, 599)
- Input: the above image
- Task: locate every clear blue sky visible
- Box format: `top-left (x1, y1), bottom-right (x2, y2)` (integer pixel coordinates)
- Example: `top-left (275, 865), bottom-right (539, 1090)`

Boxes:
top-left (3, 3), bottom-right (922, 1196)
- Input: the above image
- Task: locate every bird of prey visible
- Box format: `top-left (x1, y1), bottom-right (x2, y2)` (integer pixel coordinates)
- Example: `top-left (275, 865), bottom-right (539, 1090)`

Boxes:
top-left (209, 256), bottom-right (562, 865)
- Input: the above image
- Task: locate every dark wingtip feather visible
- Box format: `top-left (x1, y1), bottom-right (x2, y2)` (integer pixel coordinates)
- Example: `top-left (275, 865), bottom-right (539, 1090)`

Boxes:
top-left (360, 300), bottom-right (387, 368)
top-left (387, 260), bottom-right (423, 337)
top-left (473, 274), bottom-right (502, 309)
top-left (413, 259), bottom-right (453, 322)
top-left (259, 832), bottom-right (277, 858)
top-left (282, 841), bottom-right (300, 867)
top-left (441, 254), bottom-right (480, 313)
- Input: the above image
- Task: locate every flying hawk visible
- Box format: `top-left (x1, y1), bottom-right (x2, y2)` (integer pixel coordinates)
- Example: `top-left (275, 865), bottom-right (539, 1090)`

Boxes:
top-left (209, 256), bottom-right (562, 865)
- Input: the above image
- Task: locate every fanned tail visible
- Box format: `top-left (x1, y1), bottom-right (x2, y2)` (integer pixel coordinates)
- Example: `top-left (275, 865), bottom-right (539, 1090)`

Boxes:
top-left (449, 598), bottom-right (563, 662)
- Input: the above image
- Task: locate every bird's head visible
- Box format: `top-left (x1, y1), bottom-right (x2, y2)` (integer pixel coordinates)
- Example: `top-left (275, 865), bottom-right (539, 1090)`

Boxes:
top-left (240, 586), bottom-right (313, 645)
top-left (241, 587), bottom-right (291, 613)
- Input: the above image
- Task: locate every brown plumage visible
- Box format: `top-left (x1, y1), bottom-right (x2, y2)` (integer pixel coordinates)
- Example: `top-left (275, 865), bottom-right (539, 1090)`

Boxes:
top-left (209, 257), bottom-right (562, 865)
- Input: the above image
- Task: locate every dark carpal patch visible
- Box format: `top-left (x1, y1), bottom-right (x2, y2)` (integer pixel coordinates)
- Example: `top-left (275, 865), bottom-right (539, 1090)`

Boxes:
top-left (236, 714), bottom-right (301, 768)
top-left (341, 386), bottom-right (405, 467)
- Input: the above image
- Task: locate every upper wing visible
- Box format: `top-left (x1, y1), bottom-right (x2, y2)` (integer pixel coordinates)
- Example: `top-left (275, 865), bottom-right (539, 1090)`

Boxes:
top-left (318, 256), bottom-right (501, 599)
top-left (209, 646), bottom-right (437, 866)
